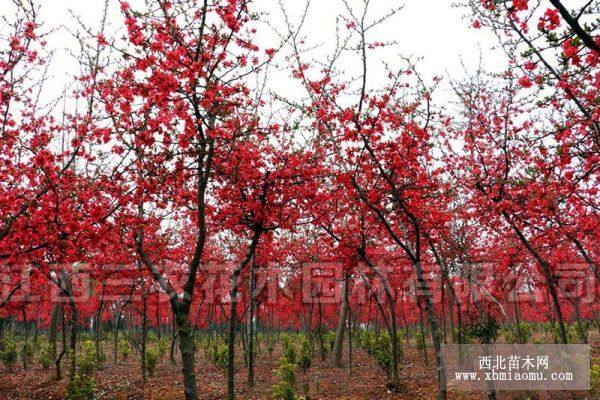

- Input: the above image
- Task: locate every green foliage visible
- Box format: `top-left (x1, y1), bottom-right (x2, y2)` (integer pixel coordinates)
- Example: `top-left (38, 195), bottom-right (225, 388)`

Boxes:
top-left (119, 339), bottom-right (130, 360)
top-left (324, 331), bottom-right (336, 351)
top-left (551, 323), bottom-right (577, 343)
top-left (201, 336), bottom-right (211, 354)
top-left (157, 337), bottom-right (168, 359)
top-left (208, 340), bottom-right (228, 372)
top-left (78, 340), bottom-right (98, 376)
top-left (358, 330), bottom-right (398, 379)
top-left (145, 346), bottom-right (159, 377)
top-left (273, 357), bottom-right (298, 400)
top-left (95, 342), bottom-right (107, 364)
top-left (501, 323), bottom-right (532, 344)
top-left (465, 317), bottom-right (499, 344)
top-left (66, 374), bottom-right (95, 400)
top-left (21, 341), bottom-right (34, 366)
top-left (66, 340), bottom-right (97, 400)
top-left (452, 327), bottom-right (473, 344)
top-left (281, 335), bottom-right (297, 365)
top-left (38, 341), bottom-right (54, 370)
top-left (591, 358), bottom-right (600, 393)
top-left (0, 338), bottom-right (18, 371)
top-left (298, 337), bottom-right (312, 373)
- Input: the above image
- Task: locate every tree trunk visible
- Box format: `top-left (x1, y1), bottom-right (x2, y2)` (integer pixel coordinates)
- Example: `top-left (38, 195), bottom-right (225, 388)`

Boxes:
top-left (227, 273), bottom-right (240, 400)
top-left (49, 304), bottom-right (60, 360)
top-left (169, 316), bottom-right (178, 366)
top-left (332, 272), bottom-right (349, 367)
top-left (55, 305), bottom-right (66, 380)
top-left (141, 282), bottom-right (148, 383)
top-left (417, 296), bottom-right (428, 366)
top-left (247, 258), bottom-right (256, 387)
top-left (347, 312), bottom-right (352, 375)
top-left (174, 304), bottom-right (197, 400)
top-left (94, 281), bottom-right (106, 362)
top-left (414, 262), bottom-right (446, 400)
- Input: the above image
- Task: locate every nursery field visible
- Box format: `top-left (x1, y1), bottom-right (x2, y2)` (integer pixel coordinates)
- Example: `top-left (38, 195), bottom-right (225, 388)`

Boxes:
top-left (0, 327), bottom-right (598, 399)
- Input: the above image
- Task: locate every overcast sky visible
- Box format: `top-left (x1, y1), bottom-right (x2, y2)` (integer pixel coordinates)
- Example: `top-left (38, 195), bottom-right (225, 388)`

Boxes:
top-left (3, 0), bottom-right (507, 109)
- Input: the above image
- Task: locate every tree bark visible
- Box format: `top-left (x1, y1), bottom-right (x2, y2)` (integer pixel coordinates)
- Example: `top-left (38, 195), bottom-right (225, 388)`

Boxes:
top-left (332, 272), bottom-right (349, 367)
top-left (247, 258), bottom-right (256, 387)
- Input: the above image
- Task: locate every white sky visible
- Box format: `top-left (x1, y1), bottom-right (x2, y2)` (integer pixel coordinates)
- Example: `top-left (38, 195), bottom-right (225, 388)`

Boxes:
top-left (3, 0), bottom-right (507, 110)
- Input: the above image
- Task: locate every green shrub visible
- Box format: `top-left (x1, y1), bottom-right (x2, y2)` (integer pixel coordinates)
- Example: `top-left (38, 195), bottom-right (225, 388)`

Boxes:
top-left (298, 337), bottom-right (312, 373)
top-left (209, 340), bottom-right (228, 372)
top-left (119, 339), bottom-right (130, 360)
top-left (502, 323), bottom-right (532, 344)
top-left (373, 332), bottom-right (393, 379)
top-left (466, 317), bottom-right (499, 344)
top-left (415, 331), bottom-right (427, 351)
top-left (272, 357), bottom-right (297, 400)
top-left (0, 339), bottom-right (18, 371)
top-left (591, 358), bottom-right (600, 393)
top-left (551, 324), bottom-right (577, 343)
top-left (452, 327), bottom-right (473, 344)
top-left (95, 342), bottom-right (107, 364)
top-left (281, 336), bottom-right (297, 365)
top-left (66, 374), bottom-right (95, 400)
top-left (145, 347), bottom-right (159, 377)
top-left (147, 332), bottom-right (157, 342)
top-left (66, 340), bottom-right (97, 400)
top-left (39, 341), bottom-right (54, 370)
top-left (78, 340), bottom-right (98, 375)
top-left (157, 337), bottom-right (168, 359)
top-left (358, 330), bottom-right (399, 379)
top-left (21, 341), bottom-right (34, 366)
top-left (325, 332), bottom-right (336, 351)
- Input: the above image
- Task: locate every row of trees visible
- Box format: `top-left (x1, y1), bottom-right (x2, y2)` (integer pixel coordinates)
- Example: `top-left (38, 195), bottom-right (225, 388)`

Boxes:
top-left (1, 0), bottom-right (597, 399)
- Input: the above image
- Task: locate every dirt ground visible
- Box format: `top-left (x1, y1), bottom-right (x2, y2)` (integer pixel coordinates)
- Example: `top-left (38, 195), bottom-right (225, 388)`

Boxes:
top-left (0, 334), bottom-right (597, 400)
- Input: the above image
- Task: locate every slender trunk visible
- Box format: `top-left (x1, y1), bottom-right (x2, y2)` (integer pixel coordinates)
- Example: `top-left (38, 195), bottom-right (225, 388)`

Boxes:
top-left (141, 282), bottom-right (148, 383)
top-left (417, 296), bottom-right (428, 366)
top-left (317, 290), bottom-right (325, 360)
top-left (441, 279), bottom-right (446, 344)
top-left (94, 282), bottom-right (106, 362)
top-left (347, 312), bottom-right (352, 375)
top-left (68, 300), bottom-right (78, 381)
top-left (400, 291), bottom-right (409, 345)
top-left (448, 288), bottom-right (455, 342)
top-left (332, 272), bottom-right (349, 367)
top-left (513, 287), bottom-right (522, 343)
top-left (226, 231), bottom-right (261, 400)
top-left (247, 259), bottom-right (256, 387)
top-left (227, 273), bottom-right (240, 400)
top-left (170, 313), bottom-right (177, 365)
top-left (174, 304), bottom-right (197, 400)
top-left (49, 304), bottom-right (60, 360)
top-left (55, 305), bottom-right (66, 380)
top-left (414, 262), bottom-right (446, 400)
top-left (571, 285), bottom-right (587, 343)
